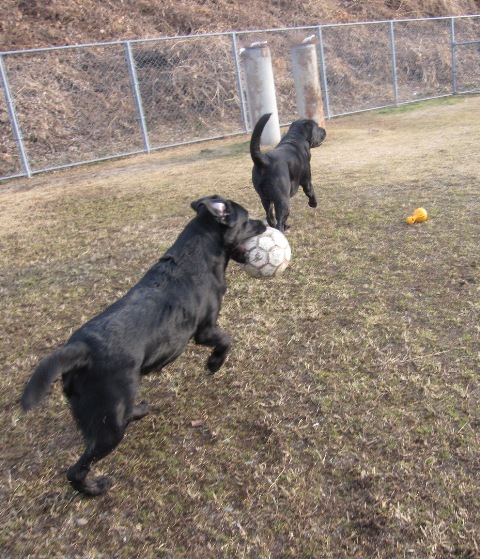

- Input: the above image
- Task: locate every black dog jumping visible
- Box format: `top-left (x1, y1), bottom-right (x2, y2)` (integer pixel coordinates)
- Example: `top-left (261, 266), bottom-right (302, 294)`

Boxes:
top-left (250, 113), bottom-right (326, 232)
top-left (21, 196), bottom-right (266, 496)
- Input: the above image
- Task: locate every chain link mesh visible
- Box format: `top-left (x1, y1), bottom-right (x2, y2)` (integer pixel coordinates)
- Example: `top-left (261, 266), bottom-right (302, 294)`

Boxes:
top-left (453, 15), bottom-right (480, 93)
top-left (2, 45), bottom-right (144, 174)
top-left (394, 19), bottom-right (453, 102)
top-left (132, 35), bottom-right (243, 148)
top-left (1, 16), bottom-right (479, 180)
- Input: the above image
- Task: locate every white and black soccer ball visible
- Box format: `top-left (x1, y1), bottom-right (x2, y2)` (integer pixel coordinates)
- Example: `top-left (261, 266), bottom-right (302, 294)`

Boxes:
top-left (241, 227), bottom-right (291, 279)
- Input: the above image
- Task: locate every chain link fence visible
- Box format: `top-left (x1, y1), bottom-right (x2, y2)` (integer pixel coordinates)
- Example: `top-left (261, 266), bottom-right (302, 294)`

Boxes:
top-left (1, 15), bottom-right (479, 181)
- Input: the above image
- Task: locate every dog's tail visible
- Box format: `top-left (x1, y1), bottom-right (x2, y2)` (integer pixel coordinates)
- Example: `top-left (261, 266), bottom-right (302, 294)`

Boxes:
top-left (21, 341), bottom-right (91, 411)
top-left (250, 113), bottom-right (272, 168)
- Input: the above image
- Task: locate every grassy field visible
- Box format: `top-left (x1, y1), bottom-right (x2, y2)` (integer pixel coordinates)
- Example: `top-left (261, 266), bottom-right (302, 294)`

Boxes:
top-left (1, 95), bottom-right (479, 559)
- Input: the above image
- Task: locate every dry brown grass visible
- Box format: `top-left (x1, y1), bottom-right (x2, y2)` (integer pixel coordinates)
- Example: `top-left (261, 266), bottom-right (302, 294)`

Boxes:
top-left (2, 0), bottom-right (480, 51)
top-left (1, 95), bottom-right (480, 558)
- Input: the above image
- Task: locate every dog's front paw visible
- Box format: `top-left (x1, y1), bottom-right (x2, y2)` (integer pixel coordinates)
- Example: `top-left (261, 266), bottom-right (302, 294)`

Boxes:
top-left (206, 352), bottom-right (227, 374)
top-left (308, 198), bottom-right (317, 208)
top-left (206, 358), bottom-right (220, 374)
top-left (132, 401), bottom-right (149, 421)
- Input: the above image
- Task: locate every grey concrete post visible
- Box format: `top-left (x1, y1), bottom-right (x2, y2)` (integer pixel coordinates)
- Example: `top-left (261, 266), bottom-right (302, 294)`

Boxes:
top-left (241, 43), bottom-right (281, 146)
top-left (290, 42), bottom-right (326, 128)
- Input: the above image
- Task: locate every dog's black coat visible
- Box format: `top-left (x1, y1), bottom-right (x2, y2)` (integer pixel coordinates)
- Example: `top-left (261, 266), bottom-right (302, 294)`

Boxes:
top-left (250, 113), bottom-right (326, 232)
top-left (21, 196), bottom-right (266, 496)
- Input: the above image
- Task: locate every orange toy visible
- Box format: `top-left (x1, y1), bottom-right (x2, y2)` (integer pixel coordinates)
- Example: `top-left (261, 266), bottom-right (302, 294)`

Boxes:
top-left (406, 207), bottom-right (428, 224)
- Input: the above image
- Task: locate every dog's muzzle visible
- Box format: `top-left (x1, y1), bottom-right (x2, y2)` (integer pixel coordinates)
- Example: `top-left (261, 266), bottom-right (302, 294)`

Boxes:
top-left (312, 127), bottom-right (327, 148)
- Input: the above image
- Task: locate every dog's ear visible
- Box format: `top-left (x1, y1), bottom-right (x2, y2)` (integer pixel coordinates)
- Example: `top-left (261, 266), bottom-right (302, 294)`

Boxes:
top-left (302, 120), bottom-right (315, 144)
top-left (191, 196), bottom-right (231, 225)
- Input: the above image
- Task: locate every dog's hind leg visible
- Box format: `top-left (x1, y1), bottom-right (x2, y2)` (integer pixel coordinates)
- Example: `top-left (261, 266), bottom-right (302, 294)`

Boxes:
top-left (67, 450), bottom-right (113, 496)
top-left (266, 202), bottom-right (275, 228)
top-left (67, 414), bottom-right (127, 496)
top-left (274, 199), bottom-right (290, 232)
top-left (195, 325), bottom-right (232, 374)
top-left (258, 193), bottom-right (275, 227)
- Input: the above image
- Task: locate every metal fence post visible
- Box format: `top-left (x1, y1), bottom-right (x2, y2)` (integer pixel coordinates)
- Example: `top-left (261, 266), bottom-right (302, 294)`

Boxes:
top-left (316, 25), bottom-right (331, 120)
top-left (389, 21), bottom-right (399, 105)
top-left (230, 32), bottom-right (249, 133)
top-left (0, 54), bottom-right (32, 178)
top-left (124, 41), bottom-right (151, 153)
top-left (450, 17), bottom-right (458, 95)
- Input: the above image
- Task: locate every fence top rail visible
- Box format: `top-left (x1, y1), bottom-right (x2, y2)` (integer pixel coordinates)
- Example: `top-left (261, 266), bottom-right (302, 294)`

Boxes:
top-left (1, 14), bottom-right (479, 56)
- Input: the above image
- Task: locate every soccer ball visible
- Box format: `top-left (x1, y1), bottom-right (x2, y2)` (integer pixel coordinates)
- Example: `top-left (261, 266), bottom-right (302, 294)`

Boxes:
top-left (241, 227), bottom-right (291, 279)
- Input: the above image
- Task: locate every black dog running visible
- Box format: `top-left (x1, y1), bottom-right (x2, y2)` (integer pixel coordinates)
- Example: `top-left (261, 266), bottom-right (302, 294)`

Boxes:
top-left (250, 113), bottom-right (326, 232)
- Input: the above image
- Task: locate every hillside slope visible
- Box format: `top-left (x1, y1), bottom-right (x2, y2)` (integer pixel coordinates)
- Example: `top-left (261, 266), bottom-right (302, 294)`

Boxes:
top-left (1, 0), bottom-right (480, 51)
